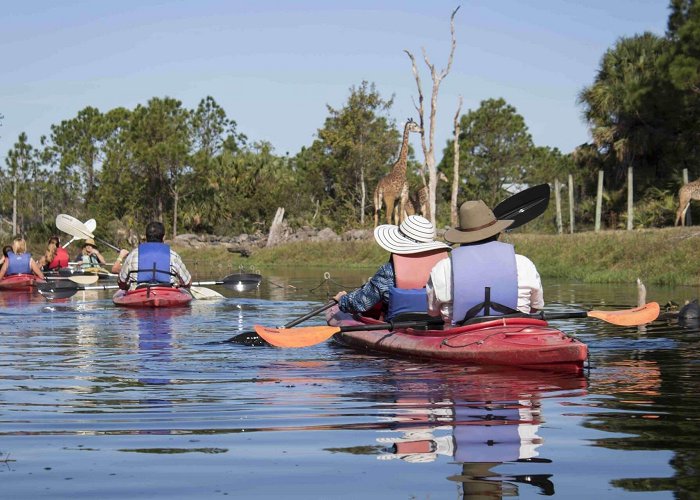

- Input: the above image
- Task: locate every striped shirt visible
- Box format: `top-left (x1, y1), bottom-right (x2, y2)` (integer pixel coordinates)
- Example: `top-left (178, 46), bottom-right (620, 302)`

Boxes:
top-left (118, 246), bottom-right (191, 288)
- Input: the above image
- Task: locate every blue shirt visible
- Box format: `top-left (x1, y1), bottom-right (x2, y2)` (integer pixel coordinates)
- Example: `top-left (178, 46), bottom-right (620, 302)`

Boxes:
top-left (338, 261), bottom-right (395, 314)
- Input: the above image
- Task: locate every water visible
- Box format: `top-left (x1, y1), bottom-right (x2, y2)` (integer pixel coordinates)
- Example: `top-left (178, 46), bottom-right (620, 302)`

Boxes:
top-left (1, 269), bottom-right (699, 499)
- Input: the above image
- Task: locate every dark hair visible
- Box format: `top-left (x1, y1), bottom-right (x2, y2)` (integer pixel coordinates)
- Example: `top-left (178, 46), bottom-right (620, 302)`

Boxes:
top-left (2, 245), bottom-right (12, 257)
top-left (145, 221), bottom-right (166, 242)
top-left (48, 235), bottom-right (60, 245)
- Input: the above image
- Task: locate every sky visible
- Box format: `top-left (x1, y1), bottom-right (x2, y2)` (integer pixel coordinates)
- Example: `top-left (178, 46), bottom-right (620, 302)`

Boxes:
top-left (2, 0), bottom-right (670, 164)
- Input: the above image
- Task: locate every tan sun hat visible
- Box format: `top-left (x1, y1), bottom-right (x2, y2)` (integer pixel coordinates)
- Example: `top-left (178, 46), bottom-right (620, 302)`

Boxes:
top-left (82, 238), bottom-right (97, 248)
top-left (374, 215), bottom-right (450, 255)
top-left (444, 200), bottom-right (514, 244)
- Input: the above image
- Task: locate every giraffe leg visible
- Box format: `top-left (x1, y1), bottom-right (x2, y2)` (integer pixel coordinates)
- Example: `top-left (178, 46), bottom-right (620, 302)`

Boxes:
top-left (385, 196), bottom-right (395, 225)
top-left (676, 195), bottom-right (689, 227)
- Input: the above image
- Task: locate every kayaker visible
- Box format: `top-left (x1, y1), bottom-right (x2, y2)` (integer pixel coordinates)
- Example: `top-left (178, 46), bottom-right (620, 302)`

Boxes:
top-left (0, 245), bottom-right (11, 268)
top-left (45, 235), bottom-right (70, 270)
top-left (75, 238), bottom-right (106, 270)
top-left (114, 221), bottom-right (192, 290)
top-left (0, 236), bottom-right (45, 280)
top-left (426, 200), bottom-right (543, 325)
top-left (333, 215), bottom-right (450, 320)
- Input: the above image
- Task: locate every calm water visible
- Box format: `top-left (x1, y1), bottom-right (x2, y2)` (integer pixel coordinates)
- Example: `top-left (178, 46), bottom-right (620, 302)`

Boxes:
top-left (1, 268), bottom-right (699, 499)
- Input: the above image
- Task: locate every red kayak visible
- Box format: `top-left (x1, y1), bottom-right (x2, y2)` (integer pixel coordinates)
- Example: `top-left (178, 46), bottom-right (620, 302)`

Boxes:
top-left (113, 286), bottom-right (192, 308)
top-left (0, 273), bottom-right (45, 291)
top-left (326, 306), bottom-right (588, 373)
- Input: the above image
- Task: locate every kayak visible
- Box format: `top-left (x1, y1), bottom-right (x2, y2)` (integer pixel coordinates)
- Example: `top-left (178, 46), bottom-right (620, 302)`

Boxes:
top-left (326, 306), bottom-right (588, 372)
top-left (0, 273), bottom-right (45, 291)
top-left (112, 286), bottom-right (193, 308)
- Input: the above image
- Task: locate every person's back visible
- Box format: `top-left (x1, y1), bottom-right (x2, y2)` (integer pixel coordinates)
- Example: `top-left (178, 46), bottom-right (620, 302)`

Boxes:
top-left (0, 237), bottom-right (45, 280)
top-left (116, 222), bottom-right (191, 290)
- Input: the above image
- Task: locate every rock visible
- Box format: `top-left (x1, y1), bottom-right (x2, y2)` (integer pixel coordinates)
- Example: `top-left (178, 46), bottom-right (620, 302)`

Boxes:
top-left (314, 227), bottom-right (341, 242)
top-left (343, 229), bottom-right (372, 241)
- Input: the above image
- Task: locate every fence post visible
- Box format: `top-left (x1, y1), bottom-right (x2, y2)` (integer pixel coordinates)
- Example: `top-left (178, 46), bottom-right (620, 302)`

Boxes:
top-left (595, 170), bottom-right (604, 232)
top-left (554, 178), bottom-right (563, 234)
top-left (568, 173), bottom-right (575, 234)
top-left (683, 168), bottom-right (692, 225)
top-left (627, 167), bottom-right (634, 230)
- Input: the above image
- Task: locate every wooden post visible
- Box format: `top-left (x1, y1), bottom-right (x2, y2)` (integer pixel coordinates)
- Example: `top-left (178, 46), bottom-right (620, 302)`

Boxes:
top-left (267, 207), bottom-right (285, 247)
top-left (568, 174), bottom-right (575, 234)
top-left (595, 170), bottom-right (604, 232)
top-left (627, 167), bottom-right (633, 230)
top-left (554, 178), bottom-right (563, 234)
top-left (683, 168), bottom-right (692, 225)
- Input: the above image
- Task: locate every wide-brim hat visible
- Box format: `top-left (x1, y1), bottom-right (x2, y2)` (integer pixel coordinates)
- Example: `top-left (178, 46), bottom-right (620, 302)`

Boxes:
top-left (444, 200), bottom-right (514, 244)
top-left (374, 215), bottom-right (450, 255)
top-left (82, 238), bottom-right (97, 248)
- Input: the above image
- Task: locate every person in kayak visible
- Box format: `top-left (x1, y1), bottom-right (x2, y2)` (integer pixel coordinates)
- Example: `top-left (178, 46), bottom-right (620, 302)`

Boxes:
top-left (333, 215), bottom-right (450, 320)
top-left (75, 238), bottom-right (106, 270)
top-left (114, 221), bottom-right (192, 290)
top-left (427, 200), bottom-right (543, 325)
top-left (38, 235), bottom-right (70, 271)
top-left (0, 245), bottom-right (12, 268)
top-left (0, 236), bottom-right (45, 280)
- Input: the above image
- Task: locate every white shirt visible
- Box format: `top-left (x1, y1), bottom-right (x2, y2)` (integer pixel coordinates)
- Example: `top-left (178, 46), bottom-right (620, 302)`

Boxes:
top-left (426, 254), bottom-right (544, 323)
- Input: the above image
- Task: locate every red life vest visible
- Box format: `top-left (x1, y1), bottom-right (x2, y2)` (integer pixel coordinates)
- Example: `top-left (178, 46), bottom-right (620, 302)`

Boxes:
top-left (386, 249), bottom-right (449, 320)
top-left (48, 247), bottom-right (70, 269)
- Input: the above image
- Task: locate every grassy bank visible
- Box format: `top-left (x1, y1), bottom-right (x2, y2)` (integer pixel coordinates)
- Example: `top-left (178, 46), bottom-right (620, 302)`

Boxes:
top-left (237, 227), bottom-right (700, 287)
top-left (63, 226), bottom-right (699, 286)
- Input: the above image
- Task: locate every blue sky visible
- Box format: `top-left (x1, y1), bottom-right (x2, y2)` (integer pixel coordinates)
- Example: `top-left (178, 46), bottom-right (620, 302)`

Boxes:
top-left (2, 0), bottom-right (670, 164)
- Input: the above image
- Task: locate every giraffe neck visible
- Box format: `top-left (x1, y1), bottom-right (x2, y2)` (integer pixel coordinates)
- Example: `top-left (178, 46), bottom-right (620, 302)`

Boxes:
top-left (392, 125), bottom-right (411, 176)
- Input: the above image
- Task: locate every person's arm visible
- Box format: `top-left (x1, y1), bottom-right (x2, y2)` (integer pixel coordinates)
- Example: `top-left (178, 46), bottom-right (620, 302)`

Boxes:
top-left (117, 252), bottom-right (134, 290)
top-left (111, 249), bottom-right (129, 274)
top-left (89, 247), bottom-right (106, 265)
top-left (426, 257), bottom-right (452, 321)
top-left (0, 260), bottom-right (8, 280)
top-left (515, 254), bottom-right (544, 313)
top-left (336, 262), bottom-right (394, 314)
top-left (30, 259), bottom-right (45, 280)
top-left (170, 252), bottom-right (192, 287)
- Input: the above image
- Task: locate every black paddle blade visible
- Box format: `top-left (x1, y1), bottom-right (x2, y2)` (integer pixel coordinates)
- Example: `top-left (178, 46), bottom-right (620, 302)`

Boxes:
top-left (493, 183), bottom-right (550, 230)
top-left (226, 331), bottom-right (268, 346)
top-left (37, 281), bottom-right (80, 300)
top-left (222, 273), bottom-right (262, 292)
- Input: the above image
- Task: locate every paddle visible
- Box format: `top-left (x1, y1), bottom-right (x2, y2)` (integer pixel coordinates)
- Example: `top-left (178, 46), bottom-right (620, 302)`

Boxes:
top-left (55, 214), bottom-right (121, 252)
top-left (225, 300), bottom-right (338, 345)
top-left (246, 302), bottom-right (661, 348)
top-left (45, 275), bottom-right (100, 285)
top-left (36, 273), bottom-right (261, 300)
top-left (61, 218), bottom-right (97, 248)
top-left (493, 183), bottom-right (550, 230)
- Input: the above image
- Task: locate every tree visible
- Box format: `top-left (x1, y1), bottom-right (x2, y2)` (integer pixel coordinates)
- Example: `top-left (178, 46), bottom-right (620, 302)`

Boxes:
top-left (4, 133), bottom-right (39, 234)
top-left (308, 81), bottom-right (399, 227)
top-left (667, 0), bottom-right (700, 93)
top-left (440, 98), bottom-right (534, 208)
top-left (405, 7), bottom-right (459, 226)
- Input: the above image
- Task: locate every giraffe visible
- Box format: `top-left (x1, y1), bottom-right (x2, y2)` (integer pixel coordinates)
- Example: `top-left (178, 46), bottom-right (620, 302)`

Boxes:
top-left (402, 171), bottom-right (449, 220)
top-left (373, 118), bottom-right (422, 227)
top-left (675, 179), bottom-right (700, 226)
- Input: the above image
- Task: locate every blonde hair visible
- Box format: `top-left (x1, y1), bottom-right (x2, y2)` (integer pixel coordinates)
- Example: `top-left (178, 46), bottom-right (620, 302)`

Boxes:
top-left (11, 236), bottom-right (26, 254)
top-left (40, 242), bottom-right (57, 268)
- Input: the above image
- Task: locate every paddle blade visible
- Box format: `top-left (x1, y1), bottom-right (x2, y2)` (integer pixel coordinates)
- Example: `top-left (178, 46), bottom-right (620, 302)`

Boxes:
top-left (253, 325), bottom-right (340, 348)
top-left (493, 184), bottom-right (550, 230)
top-left (222, 273), bottom-right (262, 292)
top-left (189, 286), bottom-right (224, 300)
top-left (56, 214), bottom-right (95, 239)
top-left (84, 219), bottom-right (97, 233)
top-left (588, 301), bottom-right (660, 326)
top-left (69, 275), bottom-right (99, 285)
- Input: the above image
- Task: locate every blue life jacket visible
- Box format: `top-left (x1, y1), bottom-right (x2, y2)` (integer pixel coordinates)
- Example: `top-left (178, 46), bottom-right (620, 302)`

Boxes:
top-left (136, 243), bottom-right (172, 284)
top-left (385, 250), bottom-right (449, 321)
top-left (6, 252), bottom-right (31, 275)
top-left (451, 241), bottom-right (518, 324)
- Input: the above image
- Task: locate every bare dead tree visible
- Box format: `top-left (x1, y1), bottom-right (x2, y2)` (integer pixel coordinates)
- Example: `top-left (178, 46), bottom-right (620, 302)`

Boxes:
top-left (404, 6), bottom-right (459, 226)
top-left (451, 95), bottom-right (463, 226)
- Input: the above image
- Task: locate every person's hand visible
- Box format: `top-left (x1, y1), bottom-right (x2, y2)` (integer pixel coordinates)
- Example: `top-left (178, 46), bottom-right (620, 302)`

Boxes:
top-left (334, 291), bottom-right (347, 302)
top-left (118, 249), bottom-right (129, 260)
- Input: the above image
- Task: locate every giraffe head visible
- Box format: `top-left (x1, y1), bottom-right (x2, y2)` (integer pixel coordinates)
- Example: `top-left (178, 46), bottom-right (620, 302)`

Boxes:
top-left (405, 118), bottom-right (422, 134)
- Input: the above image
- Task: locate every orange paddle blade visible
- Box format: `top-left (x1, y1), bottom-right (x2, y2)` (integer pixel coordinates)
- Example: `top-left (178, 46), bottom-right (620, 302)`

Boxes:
top-left (588, 301), bottom-right (660, 326)
top-left (254, 325), bottom-right (341, 348)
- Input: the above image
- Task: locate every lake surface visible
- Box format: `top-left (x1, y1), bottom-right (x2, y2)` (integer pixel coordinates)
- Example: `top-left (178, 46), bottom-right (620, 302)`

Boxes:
top-left (1, 268), bottom-right (699, 499)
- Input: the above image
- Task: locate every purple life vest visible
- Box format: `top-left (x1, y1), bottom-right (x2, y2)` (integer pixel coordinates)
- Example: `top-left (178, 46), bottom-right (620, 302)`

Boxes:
top-left (451, 241), bottom-right (517, 324)
top-left (136, 243), bottom-right (172, 284)
top-left (6, 252), bottom-right (31, 275)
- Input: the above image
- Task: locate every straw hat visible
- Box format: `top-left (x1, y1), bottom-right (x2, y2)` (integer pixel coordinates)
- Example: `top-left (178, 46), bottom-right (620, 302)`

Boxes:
top-left (444, 200), bottom-right (514, 244)
top-left (374, 215), bottom-right (449, 255)
top-left (82, 238), bottom-right (97, 248)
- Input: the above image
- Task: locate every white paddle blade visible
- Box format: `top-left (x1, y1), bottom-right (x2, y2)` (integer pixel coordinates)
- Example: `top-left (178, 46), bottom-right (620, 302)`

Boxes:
top-left (189, 286), bottom-right (225, 300)
top-left (56, 214), bottom-right (95, 239)
top-left (84, 219), bottom-right (97, 233)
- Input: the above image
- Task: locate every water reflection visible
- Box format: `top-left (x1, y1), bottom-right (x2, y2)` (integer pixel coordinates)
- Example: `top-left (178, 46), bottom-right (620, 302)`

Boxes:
top-left (353, 364), bottom-right (586, 498)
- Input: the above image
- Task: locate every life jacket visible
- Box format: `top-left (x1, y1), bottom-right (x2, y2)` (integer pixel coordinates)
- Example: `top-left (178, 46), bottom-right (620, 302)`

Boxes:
top-left (386, 249), bottom-right (449, 321)
top-left (136, 243), bottom-right (172, 284)
top-left (6, 252), bottom-right (32, 275)
top-left (451, 241), bottom-right (518, 325)
top-left (48, 247), bottom-right (70, 270)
